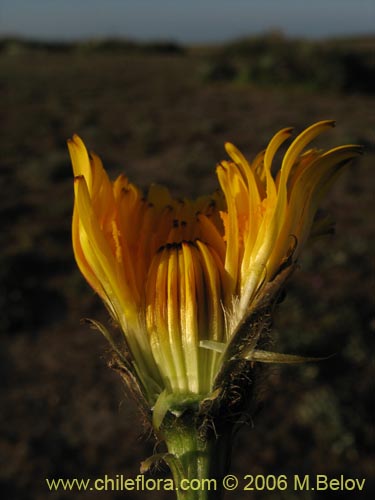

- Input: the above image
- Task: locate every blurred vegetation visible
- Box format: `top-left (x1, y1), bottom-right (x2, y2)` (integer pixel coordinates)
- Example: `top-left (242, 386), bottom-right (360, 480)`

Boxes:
top-left (2, 33), bottom-right (375, 94)
top-left (0, 35), bottom-right (374, 500)
top-left (0, 36), bottom-right (185, 56)
top-left (200, 32), bottom-right (375, 94)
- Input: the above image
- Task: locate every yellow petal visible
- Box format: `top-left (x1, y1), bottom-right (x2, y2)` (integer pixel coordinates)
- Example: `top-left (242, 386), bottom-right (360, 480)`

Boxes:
top-left (263, 127), bottom-right (293, 199)
top-left (196, 213), bottom-right (226, 262)
top-left (74, 175), bottom-right (137, 324)
top-left (68, 135), bottom-right (93, 192)
top-left (279, 120), bottom-right (335, 186)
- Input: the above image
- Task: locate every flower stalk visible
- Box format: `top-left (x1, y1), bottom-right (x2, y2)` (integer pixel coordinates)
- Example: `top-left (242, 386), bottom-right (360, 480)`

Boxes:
top-left (158, 413), bottom-right (233, 500)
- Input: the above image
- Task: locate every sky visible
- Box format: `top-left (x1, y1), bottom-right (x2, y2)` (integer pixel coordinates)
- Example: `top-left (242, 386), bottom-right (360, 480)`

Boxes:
top-left (0, 0), bottom-right (374, 43)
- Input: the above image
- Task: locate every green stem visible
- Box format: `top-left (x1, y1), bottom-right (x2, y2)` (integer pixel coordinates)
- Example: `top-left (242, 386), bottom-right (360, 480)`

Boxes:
top-left (162, 414), bottom-right (233, 500)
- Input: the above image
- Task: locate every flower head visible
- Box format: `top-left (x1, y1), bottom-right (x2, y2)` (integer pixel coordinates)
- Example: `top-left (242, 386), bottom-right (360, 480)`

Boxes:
top-left (69, 121), bottom-right (361, 411)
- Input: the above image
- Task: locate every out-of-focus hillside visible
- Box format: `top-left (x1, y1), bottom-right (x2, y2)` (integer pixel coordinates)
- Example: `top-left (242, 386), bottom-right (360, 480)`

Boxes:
top-left (0, 35), bottom-right (374, 500)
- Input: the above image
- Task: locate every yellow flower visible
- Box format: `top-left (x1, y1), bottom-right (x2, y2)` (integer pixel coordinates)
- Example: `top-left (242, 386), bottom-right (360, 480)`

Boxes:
top-left (69, 121), bottom-right (361, 407)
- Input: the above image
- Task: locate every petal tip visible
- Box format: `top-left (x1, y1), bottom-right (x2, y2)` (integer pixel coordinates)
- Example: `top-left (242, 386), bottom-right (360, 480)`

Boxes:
top-left (321, 119), bottom-right (336, 128)
top-left (74, 174), bottom-right (85, 183)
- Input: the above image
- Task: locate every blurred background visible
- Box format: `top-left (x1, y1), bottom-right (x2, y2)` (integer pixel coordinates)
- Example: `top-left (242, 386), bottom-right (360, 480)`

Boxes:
top-left (0, 1), bottom-right (374, 499)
